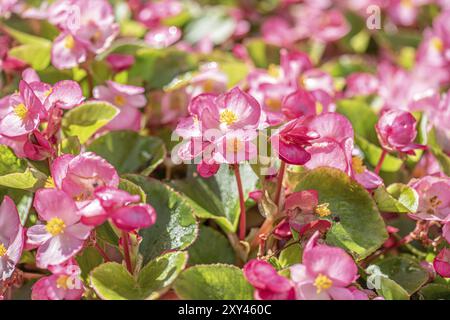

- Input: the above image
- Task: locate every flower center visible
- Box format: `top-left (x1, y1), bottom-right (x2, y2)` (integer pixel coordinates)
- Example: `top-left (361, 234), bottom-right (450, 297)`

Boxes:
top-left (14, 103), bottom-right (28, 120)
top-left (316, 101), bottom-right (323, 114)
top-left (314, 274), bottom-right (333, 294)
top-left (56, 275), bottom-right (69, 289)
top-left (401, 0), bottom-right (413, 8)
top-left (64, 35), bottom-right (75, 50)
top-left (114, 95), bottom-right (126, 107)
top-left (352, 156), bottom-right (366, 174)
top-left (268, 64), bottom-right (280, 78)
top-left (315, 203), bottom-right (331, 217)
top-left (202, 80), bottom-right (215, 93)
top-left (46, 217), bottom-right (66, 236)
top-left (44, 176), bottom-right (55, 189)
top-left (266, 98), bottom-right (282, 111)
top-left (0, 243), bottom-right (7, 257)
top-left (431, 37), bottom-right (444, 52)
top-left (220, 109), bottom-right (238, 126)
top-left (44, 88), bottom-right (53, 98)
top-left (429, 195), bottom-right (442, 208)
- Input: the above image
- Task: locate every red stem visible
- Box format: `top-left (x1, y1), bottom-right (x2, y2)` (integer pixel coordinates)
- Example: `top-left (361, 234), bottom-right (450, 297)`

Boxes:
top-left (274, 161), bottom-right (286, 207)
top-left (234, 164), bottom-right (247, 241)
top-left (374, 149), bottom-right (387, 175)
top-left (94, 242), bottom-right (111, 262)
top-left (121, 231), bottom-right (133, 273)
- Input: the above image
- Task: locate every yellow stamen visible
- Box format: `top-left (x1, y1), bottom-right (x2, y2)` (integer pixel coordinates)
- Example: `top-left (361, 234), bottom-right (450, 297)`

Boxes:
top-left (220, 109), bottom-right (238, 126)
top-left (429, 195), bottom-right (442, 208)
top-left (14, 103), bottom-right (28, 120)
top-left (64, 35), bottom-right (75, 50)
top-left (316, 101), bottom-right (324, 114)
top-left (268, 64), bottom-right (280, 78)
top-left (44, 176), bottom-right (55, 189)
top-left (0, 243), bottom-right (7, 257)
top-left (314, 273), bottom-right (333, 294)
top-left (431, 37), bottom-right (444, 53)
top-left (44, 88), bottom-right (53, 98)
top-left (56, 275), bottom-right (69, 289)
top-left (315, 203), bottom-right (332, 217)
top-left (352, 156), bottom-right (366, 174)
top-left (202, 79), bottom-right (215, 93)
top-left (401, 0), bottom-right (413, 7)
top-left (46, 217), bottom-right (66, 236)
top-left (114, 95), bottom-right (126, 107)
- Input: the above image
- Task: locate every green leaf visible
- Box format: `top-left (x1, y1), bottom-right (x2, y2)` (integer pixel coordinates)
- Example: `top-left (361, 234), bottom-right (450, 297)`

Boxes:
top-left (119, 178), bottom-right (146, 203)
top-left (245, 38), bottom-right (280, 68)
top-left (374, 183), bottom-right (419, 213)
top-left (129, 48), bottom-right (198, 89)
top-left (76, 247), bottom-right (104, 281)
top-left (59, 136), bottom-right (81, 155)
top-left (418, 283), bottom-right (450, 300)
top-left (355, 135), bottom-right (403, 172)
top-left (62, 102), bottom-right (119, 144)
top-left (174, 264), bottom-right (254, 300)
top-left (87, 131), bottom-right (165, 175)
top-left (295, 167), bottom-right (388, 260)
top-left (90, 251), bottom-right (188, 300)
top-left (188, 225), bottom-right (235, 266)
top-left (376, 255), bottom-right (429, 295)
top-left (377, 277), bottom-right (410, 300)
top-left (279, 242), bottom-right (302, 268)
top-left (0, 146), bottom-right (44, 190)
top-left (428, 128), bottom-right (450, 176)
top-left (171, 164), bottom-right (258, 233)
top-left (2, 24), bottom-right (52, 46)
top-left (336, 98), bottom-right (378, 144)
top-left (8, 43), bottom-right (51, 70)
top-left (124, 175), bottom-right (198, 264)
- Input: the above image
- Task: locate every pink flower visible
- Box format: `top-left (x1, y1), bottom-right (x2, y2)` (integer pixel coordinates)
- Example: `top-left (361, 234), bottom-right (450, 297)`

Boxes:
top-left (80, 187), bottom-right (157, 232)
top-left (196, 160), bottom-right (220, 178)
top-left (270, 117), bottom-right (319, 165)
top-left (93, 81), bottom-right (146, 131)
top-left (290, 232), bottom-right (359, 300)
top-left (175, 87), bottom-right (262, 167)
top-left (27, 189), bottom-right (92, 268)
top-left (283, 190), bottom-right (332, 236)
top-left (145, 26), bottom-right (182, 49)
top-left (304, 113), bottom-right (382, 189)
top-left (243, 259), bottom-right (295, 300)
top-left (0, 80), bottom-right (44, 137)
top-left (0, 196), bottom-right (24, 281)
top-left (408, 175), bottom-right (450, 221)
top-left (433, 248), bottom-right (450, 278)
top-left (106, 53), bottom-right (135, 73)
top-left (31, 259), bottom-right (84, 300)
top-left (50, 0), bottom-right (119, 69)
top-left (376, 109), bottom-right (427, 155)
top-left (345, 73), bottom-right (379, 97)
top-left (49, 152), bottom-right (120, 202)
top-left (137, 0), bottom-right (182, 28)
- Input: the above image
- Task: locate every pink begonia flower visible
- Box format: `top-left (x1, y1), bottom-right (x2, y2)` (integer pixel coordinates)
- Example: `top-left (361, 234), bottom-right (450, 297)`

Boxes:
top-left (304, 113), bottom-right (383, 189)
top-left (387, 0), bottom-right (431, 26)
top-left (283, 190), bottom-right (332, 236)
top-left (137, 0), bottom-right (182, 28)
top-left (290, 232), bottom-right (360, 300)
top-left (270, 117), bottom-right (319, 165)
top-left (80, 187), bottom-right (157, 232)
top-left (0, 0), bottom-right (18, 17)
top-left (345, 73), bottom-right (379, 98)
top-left (175, 87), bottom-right (262, 167)
top-left (31, 259), bottom-right (84, 300)
top-left (425, 90), bottom-right (450, 154)
top-left (375, 109), bottom-right (427, 155)
top-left (49, 152), bottom-right (120, 202)
top-left (106, 53), bottom-right (135, 73)
top-left (443, 222), bottom-right (450, 244)
top-left (22, 68), bottom-right (84, 114)
top-left (243, 259), bottom-right (296, 300)
top-left (196, 160), bottom-right (220, 178)
top-left (93, 81), bottom-right (146, 131)
top-left (49, 0), bottom-right (119, 69)
top-left (262, 17), bottom-right (299, 47)
top-left (145, 26), bottom-right (182, 49)
top-left (23, 130), bottom-right (55, 161)
top-left (281, 89), bottom-right (318, 120)
top-left (0, 196), bottom-right (24, 281)
top-left (27, 189), bottom-right (92, 268)
top-left (408, 175), bottom-right (450, 221)
top-left (0, 80), bottom-right (44, 137)
top-left (433, 248), bottom-right (450, 278)
top-left (187, 62), bottom-right (228, 98)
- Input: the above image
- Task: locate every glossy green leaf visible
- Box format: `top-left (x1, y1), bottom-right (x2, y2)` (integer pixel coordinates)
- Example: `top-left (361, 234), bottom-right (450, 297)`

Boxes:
top-left (295, 167), bottom-right (388, 260)
top-left (174, 264), bottom-right (254, 300)
top-left (374, 183), bottom-right (419, 213)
